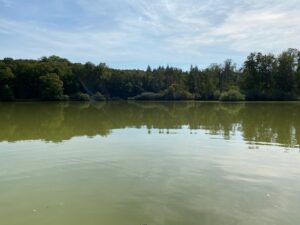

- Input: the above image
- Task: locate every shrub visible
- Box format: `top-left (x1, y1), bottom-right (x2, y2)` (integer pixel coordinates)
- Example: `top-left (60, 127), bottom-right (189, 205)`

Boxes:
top-left (131, 84), bottom-right (195, 101)
top-left (219, 88), bottom-right (245, 101)
top-left (92, 92), bottom-right (106, 101)
top-left (59, 95), bottom-right (70, 101)
top-left (162, 84), bottom-right (194, 100)
top-left (70, 92), bottom-right (90, 101)
top-left (131, 89), bottom-right (194, 101)
top-left (130, 92), bottom-right (163, 100)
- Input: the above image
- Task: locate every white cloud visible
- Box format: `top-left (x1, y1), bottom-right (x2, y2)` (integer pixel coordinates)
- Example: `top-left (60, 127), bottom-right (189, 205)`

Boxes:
top-left (0, 19), bottom-right (134, 61)
top-left (0, 0), bottom-right (300, 68)
top-left (209, 8), bottom-right (300, 53)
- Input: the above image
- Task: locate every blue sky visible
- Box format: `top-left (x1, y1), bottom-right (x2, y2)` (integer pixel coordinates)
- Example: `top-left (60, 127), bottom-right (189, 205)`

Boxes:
top-left (0, 0), bottom-right (299, 69)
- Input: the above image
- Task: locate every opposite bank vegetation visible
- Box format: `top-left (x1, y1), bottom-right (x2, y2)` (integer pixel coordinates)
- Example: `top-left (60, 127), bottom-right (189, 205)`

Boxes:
top-left (1, 49), bottom-right (300, 102)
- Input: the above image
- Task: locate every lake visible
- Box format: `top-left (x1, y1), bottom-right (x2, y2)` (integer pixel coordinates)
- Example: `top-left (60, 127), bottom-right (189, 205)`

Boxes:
top-left (0, 101), bottom-right (300, 225)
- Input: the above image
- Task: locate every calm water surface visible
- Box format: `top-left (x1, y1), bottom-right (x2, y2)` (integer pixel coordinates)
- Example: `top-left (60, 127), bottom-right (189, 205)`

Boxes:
top-left (0, 102), bottom-right (300, 225)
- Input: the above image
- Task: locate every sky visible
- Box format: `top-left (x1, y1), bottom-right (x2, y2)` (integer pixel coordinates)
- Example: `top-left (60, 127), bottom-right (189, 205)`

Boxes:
top-left (0, 0), bottom-right (299, 70)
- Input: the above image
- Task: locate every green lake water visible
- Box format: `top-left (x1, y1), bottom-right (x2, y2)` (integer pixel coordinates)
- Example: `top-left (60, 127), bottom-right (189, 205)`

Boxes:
top-left (0, 101), bottom-right (300, 225)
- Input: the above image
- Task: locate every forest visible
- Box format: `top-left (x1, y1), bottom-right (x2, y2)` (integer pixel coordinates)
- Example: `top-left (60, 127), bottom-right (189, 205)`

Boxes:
top-left (0, 49), bottom-right (300, 101)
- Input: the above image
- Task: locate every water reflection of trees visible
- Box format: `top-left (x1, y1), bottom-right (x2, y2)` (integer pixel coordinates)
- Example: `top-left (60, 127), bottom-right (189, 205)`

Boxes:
top-left (0, 102), bottom-right (299, 147)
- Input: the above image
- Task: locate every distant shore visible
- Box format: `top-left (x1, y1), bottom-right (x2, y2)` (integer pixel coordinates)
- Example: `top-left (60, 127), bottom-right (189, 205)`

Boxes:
top-left (1, 49), bottom-right (300, 102)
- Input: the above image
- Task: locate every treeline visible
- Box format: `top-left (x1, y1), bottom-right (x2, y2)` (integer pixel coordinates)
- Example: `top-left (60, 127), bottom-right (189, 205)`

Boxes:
top-left (0, 49), bottom-right (300, 101)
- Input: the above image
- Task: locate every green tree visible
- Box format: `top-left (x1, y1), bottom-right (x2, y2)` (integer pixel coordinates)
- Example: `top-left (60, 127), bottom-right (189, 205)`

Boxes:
top-left (39, 73), bottom-right (64, 100)
top-left (220, 60), bottom-right (236, 92)
top-left (0, 62), bottom-right (15, 100)
top-left (1, 48), bottom-right (300, 102)
top-left (274, 49), bottom-right (298, 99)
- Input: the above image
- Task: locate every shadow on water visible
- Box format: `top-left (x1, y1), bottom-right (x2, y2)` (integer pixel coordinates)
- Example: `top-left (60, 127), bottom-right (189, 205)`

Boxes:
top-left (0, 101), bottom-right (300, 147)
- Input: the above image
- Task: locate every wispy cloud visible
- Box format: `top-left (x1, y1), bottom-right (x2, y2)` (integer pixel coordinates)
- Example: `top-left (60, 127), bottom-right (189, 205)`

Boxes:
top-left (0, 19), bottom-right (133, 59)
top-left (0, 0), bottom-right (299, 69)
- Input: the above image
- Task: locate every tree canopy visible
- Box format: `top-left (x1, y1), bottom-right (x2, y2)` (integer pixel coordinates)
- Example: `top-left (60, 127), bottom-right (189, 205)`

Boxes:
top-left (1, 49), bottom-right (300, 101)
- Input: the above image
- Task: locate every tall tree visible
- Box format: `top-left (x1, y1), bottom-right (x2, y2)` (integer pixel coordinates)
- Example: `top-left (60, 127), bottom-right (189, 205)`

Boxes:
top-left (0, 62), bottom-right (15, 100)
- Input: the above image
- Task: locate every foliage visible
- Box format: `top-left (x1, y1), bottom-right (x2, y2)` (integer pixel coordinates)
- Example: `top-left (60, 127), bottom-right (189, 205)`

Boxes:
top-left (0, 63), bottom-right (15, 100)
top-left (241, 49), bottom-right (300, 100)
top-left (92, 92), bottom-right (106, 101)
top-left (219, 87), bottom-right (245, 101)
top-left (1, 49), bottom-right (300, 101)
top-left (130, 92), bottom-right (163, 100)
top-left (39, 73), bottom-right (63, 100)
top-left (71, 92), bottom-right (90, 101)
top-left (131, 85), bottom-right (194, 100)
top-left (60, 95), bottom-right (70, 101)
top-left (161, 84), bottom-right (194, 100)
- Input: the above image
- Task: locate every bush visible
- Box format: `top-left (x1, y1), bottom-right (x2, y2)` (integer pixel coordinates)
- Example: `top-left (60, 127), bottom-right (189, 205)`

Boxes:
top-left (162, 85), bottom-right (194, 100)
top-left (167, 84), bottom-right (194, 100)
top-left (219, 88), bottom-right (245, 101)
top-left (130, 92), bottom-right (163, 100)
top-left (70, 92), bottom-right (90, 101)
top-left (131, 84), bottom-right (195, 101)
top-left (59, 95), bottom-right (70, 101)
top-left (92, 92), bottom-right (106, 101)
